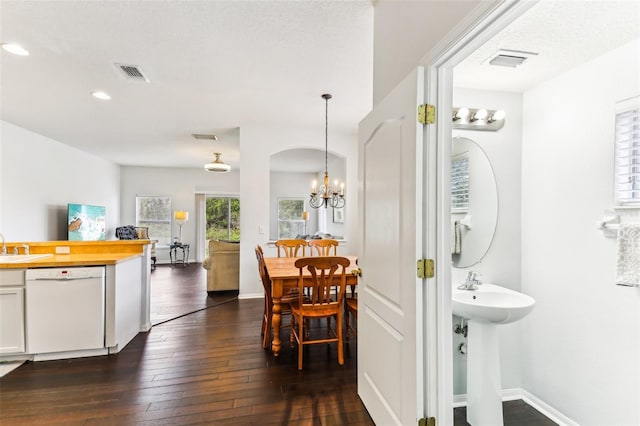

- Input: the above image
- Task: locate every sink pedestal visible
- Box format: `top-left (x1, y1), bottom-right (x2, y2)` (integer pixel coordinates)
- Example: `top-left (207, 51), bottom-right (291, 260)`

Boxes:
top-left (466, 319), bottom-right (503, 426)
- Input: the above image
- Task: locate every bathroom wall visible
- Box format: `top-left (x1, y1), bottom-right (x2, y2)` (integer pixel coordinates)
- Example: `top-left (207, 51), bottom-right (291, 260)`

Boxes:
top-left (521, 39), bottom-right (640, 425)
top-left (450, 88), bottom-right (523, 395)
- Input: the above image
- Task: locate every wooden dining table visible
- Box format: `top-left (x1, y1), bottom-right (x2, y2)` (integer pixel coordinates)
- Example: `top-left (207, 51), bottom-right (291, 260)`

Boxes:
top-left (263, 255), bottom-right (358, 357)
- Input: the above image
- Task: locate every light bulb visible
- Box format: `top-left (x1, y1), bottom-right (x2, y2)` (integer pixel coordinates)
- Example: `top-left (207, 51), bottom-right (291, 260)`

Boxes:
top-left (453, 107), bottom-right (469, 121)
top-left (489, 110), bottom-right (506, 122)
top-left (471, 109), bottom-right (488, 121)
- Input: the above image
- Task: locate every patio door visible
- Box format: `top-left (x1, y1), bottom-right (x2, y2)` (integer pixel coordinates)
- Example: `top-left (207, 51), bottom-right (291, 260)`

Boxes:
top-left (357, 67), bottom-right (433, 425)
top-left (205, 196), bottom-right (240, 247)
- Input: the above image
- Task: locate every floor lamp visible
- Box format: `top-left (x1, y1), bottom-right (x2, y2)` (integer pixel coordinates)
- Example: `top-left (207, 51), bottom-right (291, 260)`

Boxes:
top-left (174, 211), bottom-right (189, 243)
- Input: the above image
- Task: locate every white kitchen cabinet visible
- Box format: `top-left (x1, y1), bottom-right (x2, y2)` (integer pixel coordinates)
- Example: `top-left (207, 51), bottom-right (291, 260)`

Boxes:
top-left (0, 269), bottom-right (26, 354)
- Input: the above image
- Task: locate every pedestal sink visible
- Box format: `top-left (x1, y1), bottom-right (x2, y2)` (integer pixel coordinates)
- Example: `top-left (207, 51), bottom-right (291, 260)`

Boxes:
top-left (453, 283), bottom-right (535, 426)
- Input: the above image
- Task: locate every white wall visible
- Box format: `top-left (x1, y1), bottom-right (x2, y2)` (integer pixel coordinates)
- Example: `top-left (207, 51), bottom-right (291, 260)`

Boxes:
top-left (521, 39), bottom-right (640, 425)
top-left (0, 121), bottom-right (120, 241)
top-left (240, 124), bottom-right (358, 298)
top-left (450, 88), bottom-right (523, 395)
top-left (373, 0), bottom-right (491, 104)
top-left (120, 165), bottom-right (240, 263)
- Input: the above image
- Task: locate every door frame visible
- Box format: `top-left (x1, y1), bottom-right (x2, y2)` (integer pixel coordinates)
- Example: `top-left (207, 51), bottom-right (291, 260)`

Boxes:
top-left (419, 1), bottom-right (539, 424)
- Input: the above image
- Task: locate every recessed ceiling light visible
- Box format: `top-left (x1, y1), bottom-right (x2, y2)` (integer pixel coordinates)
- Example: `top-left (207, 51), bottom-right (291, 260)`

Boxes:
top-left (1, 43), bottom-right (29, 56)
top-left (91, 91), bottom-right (111, 100)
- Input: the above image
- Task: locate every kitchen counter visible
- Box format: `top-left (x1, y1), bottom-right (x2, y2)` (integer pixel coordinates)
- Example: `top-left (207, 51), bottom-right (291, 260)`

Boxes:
top-left (0, 240), bottom-right (150, 269)
top-left (0, 239), bottom-right (154, 361)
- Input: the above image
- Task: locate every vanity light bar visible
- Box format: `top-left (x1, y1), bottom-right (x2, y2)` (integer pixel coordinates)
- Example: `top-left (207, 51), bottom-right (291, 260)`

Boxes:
top-left (452, 107), bottom-right (506, 131)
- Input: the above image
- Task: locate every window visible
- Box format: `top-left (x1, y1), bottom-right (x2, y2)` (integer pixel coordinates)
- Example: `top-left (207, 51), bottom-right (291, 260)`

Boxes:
top-left (451, 156), bottom-right (469, 212)
top-left (206, 197), bottom-right (240, 242)
top-left (136, 196), bottom-right (171, 244)
top-left (615, 96), bottom-right (640, 206)
top-left (278, 198), bottom-right (305, 239)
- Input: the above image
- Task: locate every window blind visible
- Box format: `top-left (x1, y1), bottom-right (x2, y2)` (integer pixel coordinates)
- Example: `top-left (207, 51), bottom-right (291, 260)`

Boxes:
top-left (451, 157), bottom-right (469, 212)
top-left (615, 96), bottom-right (640, 206)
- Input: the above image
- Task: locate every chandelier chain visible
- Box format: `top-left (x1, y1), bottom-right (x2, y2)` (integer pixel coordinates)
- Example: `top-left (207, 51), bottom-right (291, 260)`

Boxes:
top-left (309, 93), bottom-right (345, 209)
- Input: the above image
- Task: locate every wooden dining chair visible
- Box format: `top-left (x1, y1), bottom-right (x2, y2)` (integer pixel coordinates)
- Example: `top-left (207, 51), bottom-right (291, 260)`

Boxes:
top-left (307, 239), bottom-right (338, 256)
top-left (255, 245), bottom-right (299, 350)
top-left (290, 256), bottom-right (350, 370)
top-left (275, 239), bottom-right (307, 257)
top-left (345, 297), bottom-right (358, 340)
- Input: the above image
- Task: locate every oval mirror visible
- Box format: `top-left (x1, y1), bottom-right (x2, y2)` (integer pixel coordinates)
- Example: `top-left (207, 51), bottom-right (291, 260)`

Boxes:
top-left (451, 136), bottom-right (498, 268)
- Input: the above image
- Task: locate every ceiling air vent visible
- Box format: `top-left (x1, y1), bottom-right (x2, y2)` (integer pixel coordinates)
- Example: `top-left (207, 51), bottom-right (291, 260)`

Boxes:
top-left (192, 134), bottom-right (218, 141)
top-left (486, 49), bottom-right (538, 68)
top-left (115, 63), bottom-right (150, 82)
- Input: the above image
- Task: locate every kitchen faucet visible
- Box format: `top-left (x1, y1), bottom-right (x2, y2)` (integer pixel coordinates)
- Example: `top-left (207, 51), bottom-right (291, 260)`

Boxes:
top-left (458, 270), bottom-right (482, 290)
top-left (13, 244), bottom-right (30, 255)
top-left (0, 233), bottom-right (6, 255)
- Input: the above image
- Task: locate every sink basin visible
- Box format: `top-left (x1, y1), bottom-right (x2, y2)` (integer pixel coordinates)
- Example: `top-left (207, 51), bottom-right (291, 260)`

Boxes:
top-left (452, 283), bottom-right (535, 324)
top-left (0, 254), bottom-right (53, 263)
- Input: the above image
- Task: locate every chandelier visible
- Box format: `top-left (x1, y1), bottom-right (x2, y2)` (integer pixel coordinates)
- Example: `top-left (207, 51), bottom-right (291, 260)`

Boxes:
top-left (309, 94), bottom-right (345, 209)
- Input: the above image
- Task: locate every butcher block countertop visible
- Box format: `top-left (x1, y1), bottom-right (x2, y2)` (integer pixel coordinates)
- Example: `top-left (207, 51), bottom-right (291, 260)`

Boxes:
top-left (0, 240), bottom-right (150, 269)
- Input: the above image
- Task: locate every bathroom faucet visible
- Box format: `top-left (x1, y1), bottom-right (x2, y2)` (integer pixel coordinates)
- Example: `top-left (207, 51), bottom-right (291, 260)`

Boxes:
top-left (458, 271), bottom-right (482, 290)
top-left (0, 233), bottom-right (5, 255)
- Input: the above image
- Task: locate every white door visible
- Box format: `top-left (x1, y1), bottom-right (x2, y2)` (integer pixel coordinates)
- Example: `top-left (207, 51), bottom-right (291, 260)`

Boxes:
top-left (357, 67), bottom-right (428, 425)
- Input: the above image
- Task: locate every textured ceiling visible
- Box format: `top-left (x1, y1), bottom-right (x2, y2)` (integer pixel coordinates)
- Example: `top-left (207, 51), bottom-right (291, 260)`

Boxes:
top-left (454, 0), bottom-right (640, 93)
top-left (0, 1), bottom-right (373, 170)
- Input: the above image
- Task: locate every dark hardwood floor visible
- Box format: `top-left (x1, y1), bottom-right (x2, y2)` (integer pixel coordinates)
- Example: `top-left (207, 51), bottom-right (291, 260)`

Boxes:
top-left (454, 400), bottom-right (558, 426)
top-left (0, 263), bottom-right (373, 425)
top-left (1, 263), bottom-right (555, 425)
top-left (150, 263), bottom-right (237, 325)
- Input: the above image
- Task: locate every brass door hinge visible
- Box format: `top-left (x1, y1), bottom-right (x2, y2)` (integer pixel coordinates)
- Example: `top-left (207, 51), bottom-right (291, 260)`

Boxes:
top-left (418, 417), bottom-right (436, 426)
top-left (418, 104), bottom-right (435, 124)
top-left (417, 259), bottom-right (435, 279)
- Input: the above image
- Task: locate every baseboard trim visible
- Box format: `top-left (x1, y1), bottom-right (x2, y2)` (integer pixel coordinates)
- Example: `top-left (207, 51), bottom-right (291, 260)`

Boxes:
top-left (453, 388), bottom-right (577, 426)
top-left (520, 389), bottom-right (579, 426)
top-left (238, 292), bottom-right (263, 299)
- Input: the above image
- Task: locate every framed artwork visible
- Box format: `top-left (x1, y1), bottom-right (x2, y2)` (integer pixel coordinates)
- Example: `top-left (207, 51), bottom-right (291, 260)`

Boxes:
top-left (333, 207), bottom-right (344, 223)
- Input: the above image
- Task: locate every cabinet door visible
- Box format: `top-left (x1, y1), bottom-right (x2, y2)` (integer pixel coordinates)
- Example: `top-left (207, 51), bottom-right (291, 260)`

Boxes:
top-left (0, 288), bottom-right (25, 353)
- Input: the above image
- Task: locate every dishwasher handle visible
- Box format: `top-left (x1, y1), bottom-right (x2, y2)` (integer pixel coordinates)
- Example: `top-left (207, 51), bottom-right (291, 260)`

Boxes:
top-left (30, 276), bottom-right (95, 281)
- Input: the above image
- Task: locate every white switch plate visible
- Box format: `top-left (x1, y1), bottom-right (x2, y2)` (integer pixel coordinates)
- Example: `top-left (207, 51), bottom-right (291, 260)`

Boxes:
top-left (258, 226), bottom-right (265, 235)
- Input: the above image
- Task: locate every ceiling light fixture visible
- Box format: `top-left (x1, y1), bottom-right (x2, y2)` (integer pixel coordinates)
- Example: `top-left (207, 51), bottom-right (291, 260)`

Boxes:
top-left (1, 43), bottom-right (29, 56)
top-left (91, 91), bottom-right (111, 100)
top-left (309, 94), bottom-right (345, 209)
top-left (204, 152), bottom-right (231, 173)
top-left (452, 107), bottom-right (506, 131)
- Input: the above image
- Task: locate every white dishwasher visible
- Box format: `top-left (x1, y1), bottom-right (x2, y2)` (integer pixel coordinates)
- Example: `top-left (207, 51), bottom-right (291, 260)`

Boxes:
top-left (26, 266), bottom-right (105, 354)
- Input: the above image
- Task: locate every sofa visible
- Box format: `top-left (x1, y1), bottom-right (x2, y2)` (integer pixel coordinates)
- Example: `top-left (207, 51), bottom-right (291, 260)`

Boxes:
top-left (202, 240), bottom-right (240, 293)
